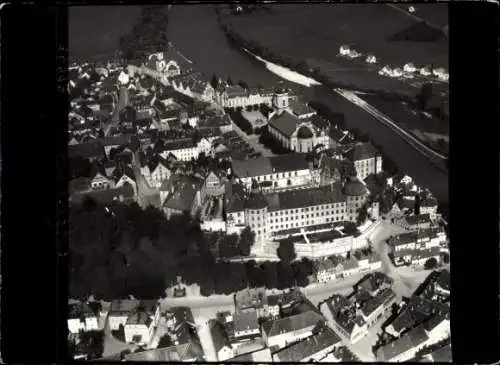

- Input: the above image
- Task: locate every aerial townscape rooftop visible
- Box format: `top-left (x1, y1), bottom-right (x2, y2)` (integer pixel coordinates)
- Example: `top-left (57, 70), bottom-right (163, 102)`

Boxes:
top-left (68, 3), bottom-right (450, 362)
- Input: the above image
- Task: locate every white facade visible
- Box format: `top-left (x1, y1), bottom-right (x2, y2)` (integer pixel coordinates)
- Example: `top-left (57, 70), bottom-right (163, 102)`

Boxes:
top-left (353, 156), bottom-right (382, 181)
top-left (115, 175), bottom-right (137, 196)
top-left (91, 173), bottom-right (112, 190)
top-left (403, 63), bottom-right (416, 73)
top-left (162, 146), bottom-right (199, 162)
top-left (68, 318), bottom-right (84, 334)
top-left (425, 319), bottom-right (450, 346)
top-left (108, 315), bottom-right (129, 331)
top-left (142, 163), bottom-right (171, 189)
top-left (217, 346), bottom-right (234, 361)
top-left (235, 167), bottom-right (312, 193)
top-left (124, 323), bottom-right (155, 344)
top-left (265, 327), bottom-right (315, 350)
top-left (85, 316), bottom-right (99, 331)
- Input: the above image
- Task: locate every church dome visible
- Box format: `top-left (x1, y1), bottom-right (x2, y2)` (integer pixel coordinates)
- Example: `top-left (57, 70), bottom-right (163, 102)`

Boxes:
top-left (297, 126), bottom-right (314, 139)
top-left (342, 176), bottom-right (368, 196)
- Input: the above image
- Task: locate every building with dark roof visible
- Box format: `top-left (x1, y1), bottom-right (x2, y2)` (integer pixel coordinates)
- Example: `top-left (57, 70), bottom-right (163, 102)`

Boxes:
top-left (377, 324), bottom-right (430, 362)
top-left (272, 325), bottom-right (341, 362)
top-left (267, 109), bottom-right (330, 153)
top-left (124, 340), bottom-right (204, 361)
top-left (345, 142), bottom-right (382, 181)
top-left (210, 320), bottom-right (234, 361)
top-left (262, 310), bottom-right (325, 350)
top-left (324, 294), bottom-right (368, 343)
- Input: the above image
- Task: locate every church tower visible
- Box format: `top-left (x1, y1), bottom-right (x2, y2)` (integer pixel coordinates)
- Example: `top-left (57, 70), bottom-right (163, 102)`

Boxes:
top-left (272, 87), bottom-right (290, 114)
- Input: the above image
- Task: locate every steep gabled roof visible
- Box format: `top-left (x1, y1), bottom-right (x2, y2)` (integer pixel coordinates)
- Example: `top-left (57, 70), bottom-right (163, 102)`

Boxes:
top-left (262, 310), bottom-right (324, 337)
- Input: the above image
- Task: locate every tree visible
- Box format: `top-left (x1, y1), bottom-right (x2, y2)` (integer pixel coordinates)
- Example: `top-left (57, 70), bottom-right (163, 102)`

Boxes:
top-left (227, 76), bottom-right (234, 85)
top-left (210, 73), bottom-right (219, 89)
top-left (238, 80), bottom-right (248, 89)
top-left (238, 227), bottom-right (255, 256)
top-left (292, 261), bottom-right (310, 287)
top-left (245, 105), bottom-right (253, 112)
top-left (277, 238), bottom-right (297, 264)
top-left (261, 261), bottom-right (278, 289)
top-left (277, 262), bottom-right (294, 289)
top-left (417, 83), bottom-right (433, 110)
top-left (424, 257), bottom-right (438, 270)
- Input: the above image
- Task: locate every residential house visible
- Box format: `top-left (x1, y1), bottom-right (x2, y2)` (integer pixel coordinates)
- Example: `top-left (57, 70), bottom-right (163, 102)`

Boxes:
top-left (344, 142), bottom-right (382, 181)
top-left (68, 302), bottom-right (99, 334)
top-left (159, 139), bottom-right (199, 162)
top-left (387, 228), bottom-right (445, 267)
top-left (315, 258), bottom-right (337, 284)
top-left (141, 158), bottom-right (171, 189)
top-left (336, 257), bottom-right (360, 278)
top-left (266, 295), bottom-right (281, 319)
top-left (162, 177), bottom-right (202, 219)
top-left (100, 135), bottom-right (131, 158)
top-left (376, 324), bottom-right (430, 362)
top-left (201, 170), bottom-right (226, 199)
top-left (123, 340), bottom-right (204, 361)
top-left (211, 320), bottom-right (235, 361)
top-left (359, 288), bottom-right (396, 327)
top-left (87, 162), bottom-right (112, 190)
top-left (400, 213), bottom-right (433, 231)
top-left (419, 195), bottom-right (439, 220)
top-left (324, 294), bottom-right (368, 343)
top-left (108, 299), bottom-right (159, 332)
top-left (233, 311), bottom-right (260, 341)
top-left (124, 310), bottom-right (156, 345)
top-left (385, 295), bottom-right (445, 337)
top-left (354, 272), bottom-right (394, 296)
top-left (422, 305), bottom-right (450, 345)
top-left (272, 325), bottom-right (341, 362)
top-left (434, 269), bottom-right (450, 298)
top-left (261, 310), bottom-right (325, 350)
top-left (113, 165), bottom-right (137, 196)
top-left (108, 299), bottom-right (140, 331)
top-left (234, 288), bottom-right (268, 317)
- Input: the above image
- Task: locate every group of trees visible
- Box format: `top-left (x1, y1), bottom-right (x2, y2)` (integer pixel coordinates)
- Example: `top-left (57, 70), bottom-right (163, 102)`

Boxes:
top-left (68, 330), bottom-right (105, 360)
top-left (119, 6), bottom-right (169, 62)
top-left (69, 199), bottom-right (314, 300)
top-left (217, 227), bottom-right (255, 258)
top-left (226, 109), bottom-right (254, 135)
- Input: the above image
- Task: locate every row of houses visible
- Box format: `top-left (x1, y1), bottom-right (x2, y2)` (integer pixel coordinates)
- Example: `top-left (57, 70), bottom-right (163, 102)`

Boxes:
top-left (315, 253), bottom-right (382, 283)
top-left (212, 288), bottom-right (343, 362)
top-left (376, 269), bottom-right (451, 362)
top-left (321, 273), bottom-right (397, 344)
top-left (386, 225), bottom-right (447, 267)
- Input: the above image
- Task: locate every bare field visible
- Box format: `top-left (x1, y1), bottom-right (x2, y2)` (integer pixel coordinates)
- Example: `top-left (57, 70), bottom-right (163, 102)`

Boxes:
top-left (225, 4), bottom-right (448, 94)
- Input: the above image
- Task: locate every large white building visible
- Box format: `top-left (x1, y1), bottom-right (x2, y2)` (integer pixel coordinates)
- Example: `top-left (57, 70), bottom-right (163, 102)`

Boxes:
top-left (345, 142), bottom-right (383, 181)
top-left (225, 184), bottom-right (348, 244)
top-left (215, 84), bottom-right (275, 108)
top-left (230, 154), bottom-right (314, 193)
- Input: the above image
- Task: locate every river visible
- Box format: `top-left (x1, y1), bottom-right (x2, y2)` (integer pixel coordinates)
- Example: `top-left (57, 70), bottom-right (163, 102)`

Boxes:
top-left (168, 5), bottom-right (448, 203)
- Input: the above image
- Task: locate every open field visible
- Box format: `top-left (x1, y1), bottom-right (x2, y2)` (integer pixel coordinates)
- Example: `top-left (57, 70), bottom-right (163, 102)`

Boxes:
top-left (224, 4), bottom-right (448, 95)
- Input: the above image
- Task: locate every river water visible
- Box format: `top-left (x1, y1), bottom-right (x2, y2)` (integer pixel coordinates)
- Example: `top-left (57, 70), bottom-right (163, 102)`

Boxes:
top-left (68, 5), bottom-right (448, 204)
top-left (167, 5), bottom-right (448, 203)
